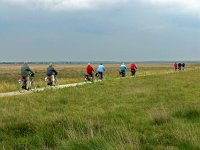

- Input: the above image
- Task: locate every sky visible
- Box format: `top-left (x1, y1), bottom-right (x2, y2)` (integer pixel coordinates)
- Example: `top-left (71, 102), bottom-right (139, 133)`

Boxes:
top-left (0, 0), bottom-right (200, 62)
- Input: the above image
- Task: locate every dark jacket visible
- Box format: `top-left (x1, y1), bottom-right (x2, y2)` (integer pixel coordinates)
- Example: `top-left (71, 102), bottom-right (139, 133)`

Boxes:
top-left (47, 66), bottom-right (57, 76)
top-left (21, 64), bottom-right (34, 77)
top-left (178, 63), bottom-right (182, 68)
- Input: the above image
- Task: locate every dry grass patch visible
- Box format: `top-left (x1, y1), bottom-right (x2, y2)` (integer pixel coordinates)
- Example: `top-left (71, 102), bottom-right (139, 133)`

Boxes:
top-left (150, 108), bottom-right (171, 125)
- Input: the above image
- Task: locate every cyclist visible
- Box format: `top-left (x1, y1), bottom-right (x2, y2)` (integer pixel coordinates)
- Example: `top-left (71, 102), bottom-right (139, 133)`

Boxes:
top-left (20, 61), bottom-right (34, 90)
top-left (119, 63), bottom-right (127, 77)
top-left (86, 63), bottom-right (95, 81)
top-left (46, 63), bottom-right (58, 86)
top-left (130, 63), bottom-right (137, 76)
top-left (97, 64), bottom-right (105, 80)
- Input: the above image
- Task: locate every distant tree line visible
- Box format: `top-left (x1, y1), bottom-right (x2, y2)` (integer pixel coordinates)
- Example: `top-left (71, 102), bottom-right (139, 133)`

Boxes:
top-left (0, 60), bottom-right (199, 65)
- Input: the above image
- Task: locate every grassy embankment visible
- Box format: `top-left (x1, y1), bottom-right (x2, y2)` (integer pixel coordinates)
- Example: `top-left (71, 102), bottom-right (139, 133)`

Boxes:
top-left (0, 66), bottom-right (200, 149)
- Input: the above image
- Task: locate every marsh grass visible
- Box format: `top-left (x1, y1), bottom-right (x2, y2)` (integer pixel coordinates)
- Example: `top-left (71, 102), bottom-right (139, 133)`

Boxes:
top-left (0, 64), bottom-right (200, 149)
top-left (174, 107), bottom-right (200, 122)
top-left (150, 108), bottom-right (171, 125)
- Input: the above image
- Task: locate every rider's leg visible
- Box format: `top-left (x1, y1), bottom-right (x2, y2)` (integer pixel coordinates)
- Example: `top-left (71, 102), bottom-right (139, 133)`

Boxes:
top-left (122, 71), bottom-right (125, 77)
top-left (101, 72), bottom-right (103, 80)
top-left (89, 73), bottom-right (94, 82)
top-left (22, 77), bottom-right (27, 89)
top-left (132, 69), bottom-right (136, 76)
top-left (98, 72), bottom-right (101, 80)
top-left (100, 72), bottom-right (103, 80)
top-left (51, 75), bottom-right (55, 86)
top-left (47, 76), bottom-right (51, 85)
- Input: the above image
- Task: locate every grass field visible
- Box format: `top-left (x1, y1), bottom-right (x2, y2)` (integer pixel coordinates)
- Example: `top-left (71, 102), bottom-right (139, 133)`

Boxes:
top-left (0, 63), bottom-right (200, 149)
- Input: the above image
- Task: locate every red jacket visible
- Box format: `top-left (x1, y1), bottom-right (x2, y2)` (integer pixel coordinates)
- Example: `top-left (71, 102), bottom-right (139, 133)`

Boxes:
top-left (131, 64), bottom-right (137, 70)
top-left (174, 63), bottom-right (178, 68)
top-left (86, 65), bottom-right (94, 74)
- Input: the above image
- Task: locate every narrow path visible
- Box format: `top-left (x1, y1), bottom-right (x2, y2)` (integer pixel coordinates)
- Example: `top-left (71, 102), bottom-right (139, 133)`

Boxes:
top-left (0, 69), bottom-right (192, 98)
top-left (0, 82), bottom-right (92, 98)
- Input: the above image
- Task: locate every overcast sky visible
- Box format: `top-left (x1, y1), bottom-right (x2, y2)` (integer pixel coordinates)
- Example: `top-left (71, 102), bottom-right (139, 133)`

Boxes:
top-left (0, 0), bottom-right (200, 62)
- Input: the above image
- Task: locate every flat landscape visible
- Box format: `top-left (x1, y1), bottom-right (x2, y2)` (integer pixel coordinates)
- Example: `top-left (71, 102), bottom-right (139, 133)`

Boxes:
top-left (0, 63), bottom-right (200, 149)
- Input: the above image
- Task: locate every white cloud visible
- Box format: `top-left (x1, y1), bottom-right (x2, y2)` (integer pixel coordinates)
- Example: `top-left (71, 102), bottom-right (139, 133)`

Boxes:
top-left (1, 0), bottom-right (200, 16)
top-left (144, 0), bottom-right (200, 15)
top-left (1, 0), bottom-right (129, 10)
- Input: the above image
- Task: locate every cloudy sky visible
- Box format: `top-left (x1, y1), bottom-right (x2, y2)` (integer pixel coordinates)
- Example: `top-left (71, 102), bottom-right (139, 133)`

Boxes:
top-left (0, 0), bottom-right (200, 62)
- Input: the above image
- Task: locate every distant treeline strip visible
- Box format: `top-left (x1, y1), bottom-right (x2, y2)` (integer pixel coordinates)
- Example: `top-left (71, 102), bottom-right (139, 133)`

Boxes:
top-left (0, 61), bottom-right (122, 65)
top-left (0, 61), bottom-right (199, 65)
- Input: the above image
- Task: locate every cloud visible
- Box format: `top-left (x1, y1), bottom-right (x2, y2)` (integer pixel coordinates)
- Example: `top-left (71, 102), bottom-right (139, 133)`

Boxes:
top-left (144, 0), bottom-right (200, 16)
top-left (1, 0), bottom-right (200, 16)
top-left (1, 0), bottom-right (129, 10)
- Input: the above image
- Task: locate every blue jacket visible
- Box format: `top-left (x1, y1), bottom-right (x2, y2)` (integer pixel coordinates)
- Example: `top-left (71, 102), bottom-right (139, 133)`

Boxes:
top-left (47, 66), bottom-right (57, 76)
top-left (120, 65), bottom-right (127, 71)
top-left (97, 65), bottom-right (105, 72)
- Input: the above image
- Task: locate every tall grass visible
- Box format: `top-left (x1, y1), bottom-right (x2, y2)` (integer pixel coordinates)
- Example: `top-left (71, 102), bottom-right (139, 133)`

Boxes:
top-left (0, 68), bottom-right (200, 149)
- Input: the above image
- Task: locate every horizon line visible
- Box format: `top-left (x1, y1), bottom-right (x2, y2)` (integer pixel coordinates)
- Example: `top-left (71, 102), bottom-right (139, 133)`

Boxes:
top-left (0, 60), bottom-right (200, 64)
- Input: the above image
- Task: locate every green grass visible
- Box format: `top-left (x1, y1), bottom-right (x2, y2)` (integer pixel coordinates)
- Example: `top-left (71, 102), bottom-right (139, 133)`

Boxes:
top-left (0, 69), bottom-right (200, 149)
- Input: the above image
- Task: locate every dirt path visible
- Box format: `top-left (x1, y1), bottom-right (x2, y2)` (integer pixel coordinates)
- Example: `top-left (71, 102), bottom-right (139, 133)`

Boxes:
top-left (0, 82), bottom-right (92, 98)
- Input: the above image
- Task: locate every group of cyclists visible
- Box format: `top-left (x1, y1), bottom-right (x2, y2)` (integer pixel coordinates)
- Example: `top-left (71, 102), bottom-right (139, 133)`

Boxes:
top-left (119, 63), bottom-right (137, 77)
top-left (20, 61), bottom-right (137, 91)
top-left (85, 63), bottom-right (106, 81)
top-left (85, 63), bottom-right (137, 81)
top-left (19, 61), bottom-right (188, 91)
top-left (20, 61), bottom-right (58, 91)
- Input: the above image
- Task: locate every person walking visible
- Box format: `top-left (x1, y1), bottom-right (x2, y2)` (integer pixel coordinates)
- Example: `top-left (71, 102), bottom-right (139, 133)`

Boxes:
top-left (174, 62), bottom-right (178, 71)
top-left (178, 63), bottom-right (182, 71)
top-left (182, 63), bottom-right (185, 70)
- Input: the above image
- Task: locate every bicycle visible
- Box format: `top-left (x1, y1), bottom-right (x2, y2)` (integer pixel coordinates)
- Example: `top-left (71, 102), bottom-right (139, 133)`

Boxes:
top-left (131, 69), bottom-right (137, 77)
top-left (45, 75), bottom-right (58, 87)
top-left (119, 71), bottom-right (126, 77)
top-left (84, 73), bottom-right (93, 82)
top-left (18, 74), bottom-right (36, 92)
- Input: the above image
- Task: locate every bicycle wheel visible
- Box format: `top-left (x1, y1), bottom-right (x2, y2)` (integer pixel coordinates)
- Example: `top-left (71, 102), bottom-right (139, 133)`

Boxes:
top-left (18, 80), bottom-right (24, 93)
top-left (54, 77), bottom-right (58, 86)
top-left (30, 80), bottom-right (36, 91)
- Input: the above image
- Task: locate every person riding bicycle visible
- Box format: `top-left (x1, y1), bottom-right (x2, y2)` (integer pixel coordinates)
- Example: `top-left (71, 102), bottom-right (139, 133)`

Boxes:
top-left (119, 63), bottom-right (127, 77)
top-left (97, 64), bottom-right (105, 80)
top-left (46, 63), bottom-right (58, 86)
top-left (21, 61), bottom-right (34, 90)
top-left (130, 63), bottom-right (137, 76)
top-left (86, 63), bottom-right (95, 81)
